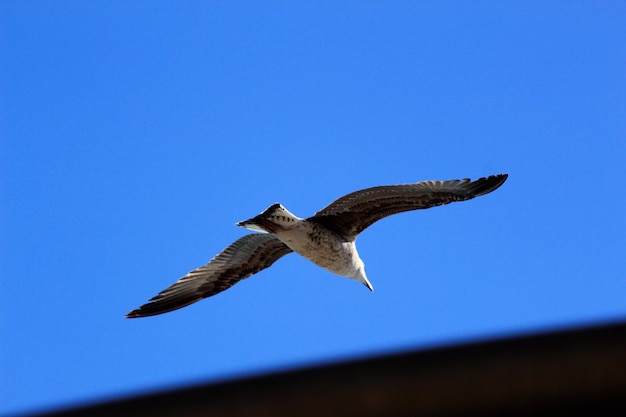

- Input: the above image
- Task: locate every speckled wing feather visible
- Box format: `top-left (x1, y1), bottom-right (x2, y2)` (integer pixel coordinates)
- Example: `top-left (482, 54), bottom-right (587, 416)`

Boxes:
top-left (126, 234), bottom-right (293, 318)
top-left (308, 174), bottom-right (508, 240)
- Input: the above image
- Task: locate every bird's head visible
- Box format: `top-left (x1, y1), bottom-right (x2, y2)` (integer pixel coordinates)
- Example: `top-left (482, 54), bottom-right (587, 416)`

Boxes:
top-left (236, 203), bottom-right (300, 234)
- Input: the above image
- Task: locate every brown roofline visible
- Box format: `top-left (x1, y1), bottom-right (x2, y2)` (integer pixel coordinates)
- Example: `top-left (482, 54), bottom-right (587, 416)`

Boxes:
top-left (30, 319), bottom-right (626, 417)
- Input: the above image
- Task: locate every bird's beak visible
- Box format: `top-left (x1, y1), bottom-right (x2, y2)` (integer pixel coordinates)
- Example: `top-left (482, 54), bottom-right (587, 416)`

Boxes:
top-left (236, 219), bottom-right (252, 227)
top-left (236, 217), bottom-right (270, 233)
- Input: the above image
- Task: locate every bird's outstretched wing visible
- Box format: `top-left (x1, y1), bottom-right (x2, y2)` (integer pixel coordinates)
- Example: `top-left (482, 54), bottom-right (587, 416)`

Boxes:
top-left (126, 234), bottom-right (293, 318)
top-left (308, 174), bottom-right (508, 240)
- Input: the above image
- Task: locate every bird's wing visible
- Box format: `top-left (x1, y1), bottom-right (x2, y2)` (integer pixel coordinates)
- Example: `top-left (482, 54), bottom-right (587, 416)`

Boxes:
top-left (126, 234), bottom-right (292, 318)
top-left (308, 174), bottom-right (508, 239)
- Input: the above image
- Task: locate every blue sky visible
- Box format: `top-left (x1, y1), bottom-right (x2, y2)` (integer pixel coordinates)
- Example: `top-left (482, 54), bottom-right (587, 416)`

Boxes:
top-left (1, 1), bottom-right (625, 415)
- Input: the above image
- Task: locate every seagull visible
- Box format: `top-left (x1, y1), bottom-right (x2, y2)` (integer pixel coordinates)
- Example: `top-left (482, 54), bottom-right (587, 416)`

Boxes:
top-left (126, 174), bottom-right (507, 318)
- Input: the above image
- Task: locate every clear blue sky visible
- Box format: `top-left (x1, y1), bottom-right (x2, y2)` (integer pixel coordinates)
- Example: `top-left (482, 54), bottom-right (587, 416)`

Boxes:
top-left (1, 2), bottom-right (625, 415)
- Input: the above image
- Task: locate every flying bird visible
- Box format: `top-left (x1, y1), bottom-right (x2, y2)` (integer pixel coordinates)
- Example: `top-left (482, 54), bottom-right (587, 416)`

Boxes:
top-left (126, 174), bottom-right (507, 318)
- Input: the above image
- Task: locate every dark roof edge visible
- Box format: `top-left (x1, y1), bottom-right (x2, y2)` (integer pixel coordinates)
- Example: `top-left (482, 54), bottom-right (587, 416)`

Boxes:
top-left (29, 319), bottom-right (626, 417)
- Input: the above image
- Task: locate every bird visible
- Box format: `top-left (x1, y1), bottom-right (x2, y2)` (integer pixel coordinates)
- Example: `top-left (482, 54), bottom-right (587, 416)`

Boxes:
top-left (126, 174), bottom-right (507, 318)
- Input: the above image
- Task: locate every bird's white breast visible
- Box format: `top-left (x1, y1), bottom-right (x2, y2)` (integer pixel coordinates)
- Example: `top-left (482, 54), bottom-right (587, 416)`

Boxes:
top-left (274, 220), bottom-right (364, 278)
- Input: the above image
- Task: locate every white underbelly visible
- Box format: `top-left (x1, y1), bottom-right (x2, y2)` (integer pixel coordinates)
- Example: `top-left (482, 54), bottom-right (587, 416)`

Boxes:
top-left (275, 227), bottom-right (362, 278)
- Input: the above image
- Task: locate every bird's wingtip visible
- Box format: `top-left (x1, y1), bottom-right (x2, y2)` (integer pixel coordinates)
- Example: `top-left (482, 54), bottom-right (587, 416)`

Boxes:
top-left (125, 310), bottom-right (140, 319)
